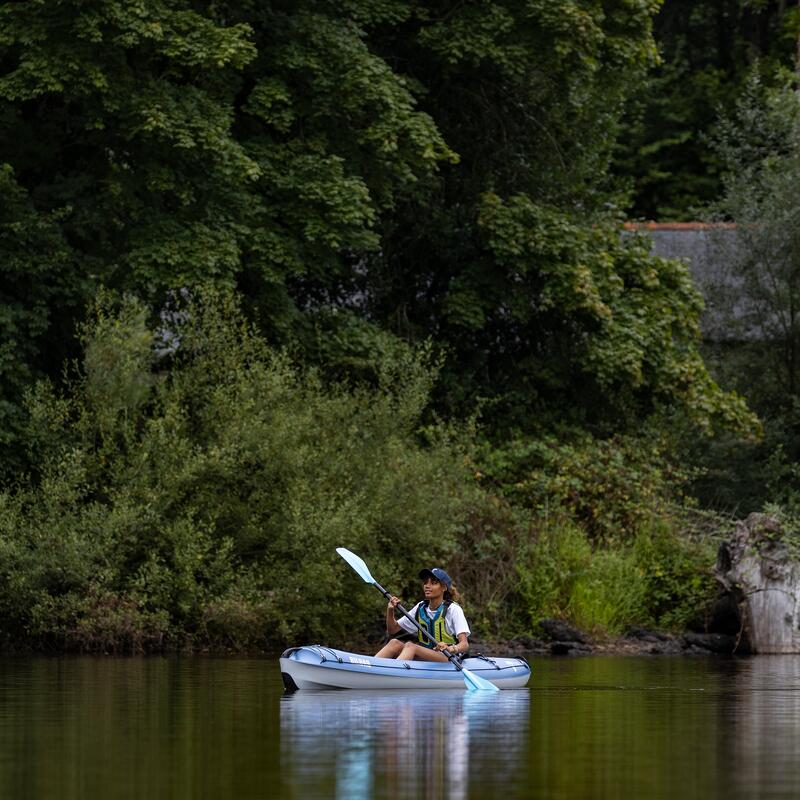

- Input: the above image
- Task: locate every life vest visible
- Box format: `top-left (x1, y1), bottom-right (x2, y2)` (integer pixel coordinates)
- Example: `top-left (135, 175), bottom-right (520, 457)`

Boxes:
top-left (415, 600), bottom-right (456, 648)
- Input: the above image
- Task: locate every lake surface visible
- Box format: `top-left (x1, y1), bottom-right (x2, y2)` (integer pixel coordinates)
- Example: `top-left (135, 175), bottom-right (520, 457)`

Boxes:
top-left (0, 655), bottom-right (798, 798)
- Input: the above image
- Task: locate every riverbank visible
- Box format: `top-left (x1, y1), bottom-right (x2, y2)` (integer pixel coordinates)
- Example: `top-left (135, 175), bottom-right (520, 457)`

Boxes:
top-left (482, 618), bottom-right (745, 657)
top-left (335, 616), bottom-right (745, 660)
top-left (499, 630), bottom-right (744, 657)
top-left (0, 626), bottom-right (743, 658)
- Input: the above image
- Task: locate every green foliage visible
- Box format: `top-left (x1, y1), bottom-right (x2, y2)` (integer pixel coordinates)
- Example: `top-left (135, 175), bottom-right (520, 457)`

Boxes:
top-left (683, 76), bottom-right (800, 515)
top-left (0, 1), bottom-right (759, 650)
top-left (1, 0), bottom-right (752, 474)
top-left (476, 430), bottom-right (723, 636)
top-left (615, 0), bottom-right (798, 219)
top-left (81, 294), bottom-right (155, 436)
top-left (568, 548), bottom-right (649, 634)
top-left (710, 78), bottom-right (800, 402)
top-left (0, 292), bottom-right (468, 651)
top-left (482, 432), bottom-right (689, 542)
top-left (0, 164), bottom-right (81, 476)
top-left (459, 500), bottom-right (650, 639)
top-left (513, 514), bottom-right (718, 636)
top-left (473, 195), bottom-right (756, 435)
top-left (684, 344), bottom-right (800, 515)
top-left (516, 520), bottom-right (595, 625)
top-left (0, 0), bottom-right (454, 468)
top-left (0, 290), bottom-right (729, 650)
top-left (633, 518), bottom-right (718, 630)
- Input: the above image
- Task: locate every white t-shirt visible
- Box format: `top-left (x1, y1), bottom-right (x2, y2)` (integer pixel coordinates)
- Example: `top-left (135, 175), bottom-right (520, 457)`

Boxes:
top-left (398, 601), bottom-right (471, 639)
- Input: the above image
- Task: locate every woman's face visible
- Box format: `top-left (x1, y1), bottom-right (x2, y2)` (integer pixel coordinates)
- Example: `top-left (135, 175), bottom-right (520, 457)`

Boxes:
top-left (423, 577), bottom-right (445, 601)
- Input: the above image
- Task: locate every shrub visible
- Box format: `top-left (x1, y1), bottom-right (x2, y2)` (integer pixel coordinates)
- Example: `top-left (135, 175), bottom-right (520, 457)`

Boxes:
top-left (480, 432), bottom-right (688, 543)
top-left (0, 290), bottom-right (726, 651)
top-left (0, 291), bottom-right (470, 651)
top-left (568, 548), bottom-right (649, 634)
top-left (515, 518), bottom-right (649, 636)
top-left (515, 519), bottom-right (592, 626)
top-left (511, 512), bottom-right (720, 637)
top-left (633, 517), bottom-right (719, 630)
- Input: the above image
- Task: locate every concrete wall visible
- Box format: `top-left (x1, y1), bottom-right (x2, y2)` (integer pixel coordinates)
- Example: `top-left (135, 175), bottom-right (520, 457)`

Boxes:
top-left (626, 224), bottom-right (750, 342)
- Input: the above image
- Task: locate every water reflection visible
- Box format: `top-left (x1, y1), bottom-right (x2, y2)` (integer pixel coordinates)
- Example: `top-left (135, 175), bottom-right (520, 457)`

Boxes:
top-left (280, 689), bottom-right (530, 800)
top-left (723, 656), bottom-right (800, 798)
top-left (5, 655), bottom-right (800, 799)
top-left (528, 655), bottom-right (800, 800)
top-left (0, 657), bottom-right (283, 800)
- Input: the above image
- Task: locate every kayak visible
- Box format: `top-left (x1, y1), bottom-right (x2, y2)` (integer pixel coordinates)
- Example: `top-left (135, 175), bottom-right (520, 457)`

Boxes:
top-left (280, 645), bottom-right (531, 691)
top-left (280, 646), bottom-right (531, 691)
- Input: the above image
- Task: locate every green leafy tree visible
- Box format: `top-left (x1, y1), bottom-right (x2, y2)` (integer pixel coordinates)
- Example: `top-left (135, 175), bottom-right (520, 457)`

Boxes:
top-left (684, 76), bottom-right (800, 513)
top-left (711, 77), bottom-right (800, 392)
top-left (0, 1), bottom-right (257, 469)
top-left (615, 0), bottom-right (799, 220)
top-left (353, 0), bottom-right (754, 437)
top-left (0, 0), bottom-right (453, 469)
top-left (0, 165), bottom-right (80, 468)
top-left (1, 0), bottom-right (756, 476)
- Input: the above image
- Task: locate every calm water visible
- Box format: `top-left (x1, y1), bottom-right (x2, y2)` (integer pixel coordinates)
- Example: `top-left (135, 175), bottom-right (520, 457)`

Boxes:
top-left (0, 655), bottom-right (799, 798)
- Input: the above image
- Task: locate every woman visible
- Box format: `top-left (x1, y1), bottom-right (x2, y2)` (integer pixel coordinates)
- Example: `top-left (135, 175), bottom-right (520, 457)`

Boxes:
top-left (375, 567), bottom-right (470, 661)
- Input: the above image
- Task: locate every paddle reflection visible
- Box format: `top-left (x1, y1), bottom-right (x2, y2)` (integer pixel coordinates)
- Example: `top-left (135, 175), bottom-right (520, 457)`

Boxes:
top-left (280, 689), bottom-right (529, 800)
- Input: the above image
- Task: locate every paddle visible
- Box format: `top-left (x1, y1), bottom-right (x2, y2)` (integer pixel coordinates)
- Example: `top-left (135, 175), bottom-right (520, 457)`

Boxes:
top-left (336, 547), bottom-right (499, 692)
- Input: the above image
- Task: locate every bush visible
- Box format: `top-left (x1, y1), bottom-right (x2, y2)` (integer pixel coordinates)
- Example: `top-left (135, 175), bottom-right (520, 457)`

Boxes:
top-left (633, 517), bottom-right (719, 630)
top-left (515, 519), bottom-right (591, 626)
top-left (0, 290), bottom-right (727, 651)
top-left (481, 432), bottom-right (688, 542)
top-left (0, 291), bottom-right (470, 651)
top-left (515, 519), bottom-right (647, 636)
top-left (511, 512), bottom-right (720, 637)
top-left (568, 548), bottom-right (649, 634)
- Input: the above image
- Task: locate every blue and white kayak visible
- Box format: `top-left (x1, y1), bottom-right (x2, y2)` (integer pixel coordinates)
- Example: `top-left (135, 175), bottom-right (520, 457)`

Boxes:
top-left (280, 645), bottom-right (531, 691)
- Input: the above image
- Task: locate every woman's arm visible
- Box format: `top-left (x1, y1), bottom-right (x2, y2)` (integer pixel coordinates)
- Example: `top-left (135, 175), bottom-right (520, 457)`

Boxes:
top-left (435, 632), bottom-right (469, 655)
top-left (434, 604), bottom-right (470, 655)
top-left (386, 596), bottom-right (402, 635)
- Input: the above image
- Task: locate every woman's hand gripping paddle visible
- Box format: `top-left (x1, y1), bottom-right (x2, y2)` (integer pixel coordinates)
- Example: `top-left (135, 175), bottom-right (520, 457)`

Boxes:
top-left (336, 547), bottom-right (499, 692)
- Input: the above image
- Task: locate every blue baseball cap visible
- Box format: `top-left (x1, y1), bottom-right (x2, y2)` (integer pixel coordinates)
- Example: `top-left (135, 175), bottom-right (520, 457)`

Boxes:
top-left (419, 567), bottom-right (452, 589)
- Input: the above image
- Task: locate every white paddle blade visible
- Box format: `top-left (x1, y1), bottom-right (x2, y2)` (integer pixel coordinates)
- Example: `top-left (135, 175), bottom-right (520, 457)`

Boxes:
top-left (461, 667), bottom-right (500, 693)
top-left (336, 547), bottom-right (375, 585)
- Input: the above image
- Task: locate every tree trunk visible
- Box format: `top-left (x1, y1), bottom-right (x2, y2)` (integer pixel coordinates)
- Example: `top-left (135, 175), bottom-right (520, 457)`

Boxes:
top-left (715, 513), bottom-right (800, 653)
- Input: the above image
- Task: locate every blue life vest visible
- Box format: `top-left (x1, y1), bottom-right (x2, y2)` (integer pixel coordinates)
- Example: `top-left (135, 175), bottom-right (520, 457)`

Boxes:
top-left (415, 600), bottom-right (456, 648)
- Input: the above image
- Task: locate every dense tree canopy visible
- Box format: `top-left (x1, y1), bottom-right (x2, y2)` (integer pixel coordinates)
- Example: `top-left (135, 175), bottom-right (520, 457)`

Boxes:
top-left (1, 0), bottom-right (756, 478)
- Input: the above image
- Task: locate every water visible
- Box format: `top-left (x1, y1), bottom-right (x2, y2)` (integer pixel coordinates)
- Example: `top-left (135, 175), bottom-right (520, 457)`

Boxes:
top-left (0, 656), bottom-right (799, 798)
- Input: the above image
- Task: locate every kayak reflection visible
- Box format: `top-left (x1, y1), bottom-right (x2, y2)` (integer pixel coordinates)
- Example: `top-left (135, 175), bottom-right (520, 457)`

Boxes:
top-left (280, 689), bottom-right (529, 800)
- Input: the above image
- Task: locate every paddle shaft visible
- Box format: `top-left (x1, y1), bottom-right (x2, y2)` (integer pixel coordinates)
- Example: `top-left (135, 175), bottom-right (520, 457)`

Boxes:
top-left (372, 581), bottom-right (465, 671)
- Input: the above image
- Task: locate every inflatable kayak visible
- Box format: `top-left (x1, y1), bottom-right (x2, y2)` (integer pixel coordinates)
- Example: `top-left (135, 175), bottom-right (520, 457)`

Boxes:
top-left (280, 645), bottom-right (531, 691)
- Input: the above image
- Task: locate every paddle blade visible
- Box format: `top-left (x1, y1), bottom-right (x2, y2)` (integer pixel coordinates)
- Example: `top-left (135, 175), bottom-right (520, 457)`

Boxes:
top-left (461, 666), bottom-right (500, 693)
top-left (336, 547), bottom-right (375, 585)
